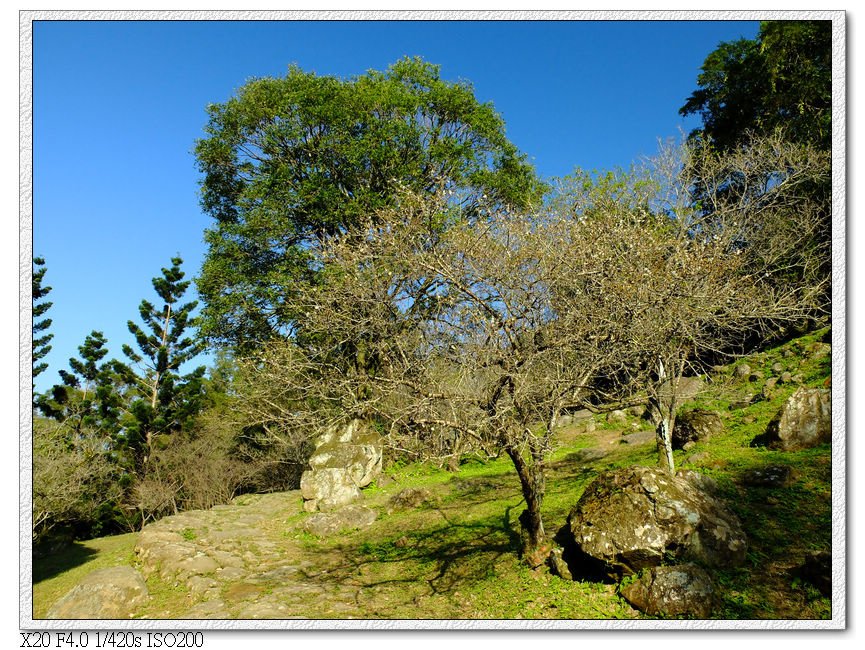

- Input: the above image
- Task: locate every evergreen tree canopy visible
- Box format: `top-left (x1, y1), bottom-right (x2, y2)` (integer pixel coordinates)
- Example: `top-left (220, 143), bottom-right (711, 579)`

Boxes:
top-left (194, 56), bottom-right (545, 349)
top-left (40, 330), bottom-right (124, 435)
top-left (680, 20), bottom-right (831, 151)
top-left (120, 256), bottom-right (206, 473)
top-left (32, 256), bottom-right (53, 381)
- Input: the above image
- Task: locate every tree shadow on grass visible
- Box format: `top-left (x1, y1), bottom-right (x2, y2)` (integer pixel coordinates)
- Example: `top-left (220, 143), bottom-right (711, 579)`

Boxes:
top-left (32, 541), bottom-right (99, 584)
top-left (304, 500), bottom-right (526, 617)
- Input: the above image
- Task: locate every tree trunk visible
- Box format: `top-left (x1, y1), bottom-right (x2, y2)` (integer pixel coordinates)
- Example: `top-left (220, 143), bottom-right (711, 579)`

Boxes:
top-left (655, 415), bottom-right (676, 476)
top-left (505, 445), bottom-right (548, 568)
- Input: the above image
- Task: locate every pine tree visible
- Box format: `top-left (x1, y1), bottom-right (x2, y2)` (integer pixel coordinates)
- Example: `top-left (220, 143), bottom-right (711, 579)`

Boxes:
top-left (40, 330), bottom-right (124, 435)
top-left (32, 257), bottom-right (53, 381)
top-left (120, 256), bottom-right (206, 473)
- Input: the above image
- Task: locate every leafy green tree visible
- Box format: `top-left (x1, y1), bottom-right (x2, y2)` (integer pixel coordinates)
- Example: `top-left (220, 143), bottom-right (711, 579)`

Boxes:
top-left (680, 20), bottom-right (831, 151)
top-left (32, 256), bottom-right (53, 382)
top-left (39, 331), bottom-right (124, 436)
top-left (195, 56), bottom-right (545, 349)
top-left (120, 256), bottom-right (206, 473)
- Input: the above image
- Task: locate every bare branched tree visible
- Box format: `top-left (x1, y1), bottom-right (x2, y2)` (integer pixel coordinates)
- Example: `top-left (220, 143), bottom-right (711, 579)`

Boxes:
top-left (553, 131), bottom-right (829, 474)
top-left (234, 132), bottom-right (828, 565)
top-left (32, 418), bottom-right (124, 544)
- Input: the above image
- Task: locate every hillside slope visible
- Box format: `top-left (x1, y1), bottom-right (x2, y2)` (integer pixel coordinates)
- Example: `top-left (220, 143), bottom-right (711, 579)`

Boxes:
top-left (33, 328), bottom-right (834, 621)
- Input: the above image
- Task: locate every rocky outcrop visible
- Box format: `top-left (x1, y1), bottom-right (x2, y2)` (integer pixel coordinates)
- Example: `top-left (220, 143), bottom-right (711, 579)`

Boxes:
top-left (619, 564), bottom-right (716, 619)
top-left (563, 466), bottom-right (746, 578)
top-left (302, 505), bottom-right (378, 537)
top-left (46, 566), bottom-right (148, 619)
top-left (765, 387), bottom-right (831, 451)
top-left (672, 410), bottom-right (723, 449)
top-left (301, 419), bottom-right (382, 512)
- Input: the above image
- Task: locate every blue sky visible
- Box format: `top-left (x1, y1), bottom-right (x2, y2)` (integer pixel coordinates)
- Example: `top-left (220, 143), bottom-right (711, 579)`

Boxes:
top-left (31, 18), bottom-right (761, 393)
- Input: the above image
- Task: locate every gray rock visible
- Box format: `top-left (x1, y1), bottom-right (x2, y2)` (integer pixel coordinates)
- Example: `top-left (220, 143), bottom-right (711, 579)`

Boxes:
top-left (47, 566), bottom-right (148, 619)
top-left (672, 410), bottom-right (723, 449)
top-left (620, 430), bottom-right (656, 446)
top-left (729, 394), bottom-right (755, 410)
top-left (734, 364), bottom-right (752, 379)
top-left (301, 419), bottom-right (383, 511)
top-left (135, 531), bottom-right (198, 579)
top-left (307, 440), bottom-right (381, 488)
top-left (606, 409), bottom-right (628, 424)
top-left (178, 554), bottom-right (219, 576)
top-left (619, 564), bottom-right (716, 619)
top-left (184, 599), bottom-right (231, 619)
top-left (765, 387), bottom-right (831, 451)
top-left (386, 487), bottom-right (436, 514)
top-left (300, 467), bottom-right (362, 511)
top-left (658, 377), bottom-right (703, 408)
top-left (547, 547), bottom-right (573, 580)
top-left (771, 362), bottom-right (785, 374)
top-left (742, 464), bottom-right (795, 488)
top-left (565, 466), bottom-right (747, 578)
top-left (686, 452), bottom-right (711, 465)
top-left (779, 372), bottom-right (793, 384)
top-left (303, 505), bottom-right (377, 537)
top-left (807, 342), bottom-right (831, 360)
top-left (676, 469), bottom-right (722, 496)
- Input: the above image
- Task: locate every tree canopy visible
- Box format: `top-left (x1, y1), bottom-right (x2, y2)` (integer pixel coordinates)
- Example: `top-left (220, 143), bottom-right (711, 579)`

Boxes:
top-left (194, 57), bottom-right (545, 349)
top-left (32, 257), bottom-right (53, 382)
top-left (680, 20), bottom-right (831, 151)
top-left (120, 257), bottom-right (206, 474)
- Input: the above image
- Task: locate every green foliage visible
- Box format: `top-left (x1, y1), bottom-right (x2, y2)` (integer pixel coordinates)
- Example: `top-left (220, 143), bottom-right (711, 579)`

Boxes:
top-left (195, 56), bottom-right (545, 349)
top-left (32, 256), bottom-right (53, 382)
top-left (38, 331), bottom-right (125, 436)
top-left (681, 20), bottom-right (831, 151)
top-left (118, 256), bottom-right (206, 473)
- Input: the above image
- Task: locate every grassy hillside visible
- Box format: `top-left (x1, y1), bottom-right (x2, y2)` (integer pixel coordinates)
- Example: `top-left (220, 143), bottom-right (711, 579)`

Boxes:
top-left (32, 328), bottom-right (833, 620)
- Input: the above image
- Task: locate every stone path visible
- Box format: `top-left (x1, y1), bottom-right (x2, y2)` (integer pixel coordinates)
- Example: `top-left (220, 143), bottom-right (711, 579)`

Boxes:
top-left (134, 491), bottom-right (366, 619)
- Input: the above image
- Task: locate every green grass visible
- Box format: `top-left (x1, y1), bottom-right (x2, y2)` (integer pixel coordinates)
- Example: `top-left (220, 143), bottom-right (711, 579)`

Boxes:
top-left (32, 328), bottom-right (833, 621)
top-left (32, 532), bottom-right (139, 619)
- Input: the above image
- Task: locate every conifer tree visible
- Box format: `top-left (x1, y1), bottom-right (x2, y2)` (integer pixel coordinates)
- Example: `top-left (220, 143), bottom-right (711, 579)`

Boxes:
top-left (32, 257), bottom-right (53, 381)
top-left (120, 256), bottom-right (206, 473)
top-left (40, 330), bottom-right (124, 435)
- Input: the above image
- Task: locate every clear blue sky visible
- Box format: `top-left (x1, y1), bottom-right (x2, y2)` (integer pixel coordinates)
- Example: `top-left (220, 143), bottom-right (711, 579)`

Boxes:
top-left (31, 19), bottom-right (760, 393)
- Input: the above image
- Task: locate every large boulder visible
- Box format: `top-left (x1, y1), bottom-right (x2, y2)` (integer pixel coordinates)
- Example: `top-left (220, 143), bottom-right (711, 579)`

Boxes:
top-left (619, 564), bottom-right (716, 619)
top-left (564, 466), bottom-right (747, 578)
top-left (300, 468), bottom-right (362, 512)
top-left (765, 387), bottom-right (831, 451)
top-left (672, 410), bottom-right (723, 450)
top-left (301, 419), bottom-right (382, 512)
top-left (302, 505), bottom-right (377, 537)
top-left (46, 566), bottom-right (149, 619)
